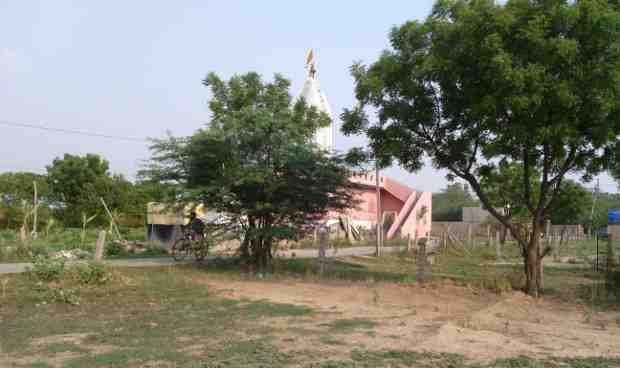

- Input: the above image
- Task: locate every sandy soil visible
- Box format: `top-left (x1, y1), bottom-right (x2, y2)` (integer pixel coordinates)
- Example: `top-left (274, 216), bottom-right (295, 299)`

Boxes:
top-left (200, 275), bottom-right (620, 361)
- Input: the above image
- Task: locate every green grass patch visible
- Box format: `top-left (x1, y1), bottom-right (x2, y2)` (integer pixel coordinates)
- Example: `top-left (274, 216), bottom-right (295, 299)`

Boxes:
top-left (63, 349), bottom-right (194, 368)
top-left (2, 257), bottom-right (620, 367)
top-left (326, 319), bottom-right (377, 333)
top-left (242, 300), bottom-right (313, 319)
top-left (319, 335), bottom-right (346, 346)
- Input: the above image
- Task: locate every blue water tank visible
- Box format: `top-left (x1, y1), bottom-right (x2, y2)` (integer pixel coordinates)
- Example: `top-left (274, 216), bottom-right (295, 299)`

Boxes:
top-left (608, 209), bottom-right (620, 224)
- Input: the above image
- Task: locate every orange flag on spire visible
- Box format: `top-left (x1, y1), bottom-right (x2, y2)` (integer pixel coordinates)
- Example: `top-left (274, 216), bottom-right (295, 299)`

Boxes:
top-left (306, 49), bottom-right (314, 65)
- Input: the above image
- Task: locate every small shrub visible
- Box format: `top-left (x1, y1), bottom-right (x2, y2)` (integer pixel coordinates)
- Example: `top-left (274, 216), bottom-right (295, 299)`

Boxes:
top-left (605, 268), bottom-right (620, 300)
top-left (479, 248), bottom-right (498, 261)
top-left (475, 270), bottom-right (521, 294)
top-left (70, 262), bottom-right (114, 285)
top-left (28, 255), bottom-right (66, 282)
top-left (142, 245), bottom-right (168, 257)
top-left (331, 238), bottom-right (352, 250)
top-left (504, 271), bottom-right (525, 290)
top-left (0, 245), bottom-right (10, 261)
top-left (46, 286), bottom-right (81, 305)
top-left (105, 241), bottom-right (124, 256)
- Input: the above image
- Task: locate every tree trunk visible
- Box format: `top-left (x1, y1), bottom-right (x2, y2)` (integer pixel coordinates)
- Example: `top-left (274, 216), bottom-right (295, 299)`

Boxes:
top-left (524, 222), bottom-right (543, 297)
top-left (240, 236), bottom-right (250, 261)
top-left (500, 226), bottom-right (508, 245)
top-left (249, 235), bottom-right (273, 272)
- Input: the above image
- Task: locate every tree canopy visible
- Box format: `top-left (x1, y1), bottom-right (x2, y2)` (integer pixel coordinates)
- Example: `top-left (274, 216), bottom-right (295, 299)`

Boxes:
top-left (45, 154), bottom-right (150, 226)
top-left (0, 172), bottom-right (49, 205)
top-left (146, 72), bottom-right (354, 269)
top-left (342, 0), bottom-right (620, 296)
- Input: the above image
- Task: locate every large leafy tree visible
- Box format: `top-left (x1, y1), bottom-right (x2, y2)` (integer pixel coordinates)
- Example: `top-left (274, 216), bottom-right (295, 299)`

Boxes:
top-left (146, 72), bottom-right (354, 269)
top-left (342, 0), bottom-right (620, 296)
top-left (549, 179), bottom-right (591, 226)
top-left (0, 172), bottom-right (49, 205)
top-left (0, 172), bottom-right (50, 229)
top-left (481, 164), bottom-right (589, 226)
top-left (47, 154), bottom-right (148, 226)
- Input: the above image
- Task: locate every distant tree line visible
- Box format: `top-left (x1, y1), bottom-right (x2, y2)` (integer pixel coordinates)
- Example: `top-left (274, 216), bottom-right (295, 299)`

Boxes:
top-left (432, 179), bottom-right (617, 233)
top-left (0, 154), bottom-right (174, 229)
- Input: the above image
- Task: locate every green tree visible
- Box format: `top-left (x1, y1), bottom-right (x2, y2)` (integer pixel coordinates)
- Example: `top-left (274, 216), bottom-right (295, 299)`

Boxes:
top-left (47, 154), bottom-right (110, 225)
top-left (590, 191), bottom-right (620, 232)
top-left (146, 72), bottom-right (354, 269)
top-left (46, 154), bottom-right (150, 227)
top-left (0, 172), bottom-right (49, 205)
top-left (549, 180), bottom-right (590, 226)
top-left (432, 183), bottom-right (479, 221)
top-left (342, 0), bottom-right (620, 296)
top-left (0, 172), bottom-right (50, 229)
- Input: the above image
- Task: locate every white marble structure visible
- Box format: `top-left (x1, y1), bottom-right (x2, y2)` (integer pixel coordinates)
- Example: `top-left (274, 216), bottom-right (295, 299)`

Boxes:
top-left (298, 50), bottom-right (335, 152)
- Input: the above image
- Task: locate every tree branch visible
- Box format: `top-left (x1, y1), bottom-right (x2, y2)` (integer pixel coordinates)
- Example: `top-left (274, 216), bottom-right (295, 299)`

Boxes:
top-left (535, 142), bottom-right (552, 218)
top-left (522, 147), bottom-right (535, 213)
top-left (466, 138), bottom-right (480, 173)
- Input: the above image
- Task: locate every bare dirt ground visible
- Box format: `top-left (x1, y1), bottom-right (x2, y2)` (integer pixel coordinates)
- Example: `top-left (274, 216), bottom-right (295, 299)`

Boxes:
top-left (200, 275), bottom-right (620, 362)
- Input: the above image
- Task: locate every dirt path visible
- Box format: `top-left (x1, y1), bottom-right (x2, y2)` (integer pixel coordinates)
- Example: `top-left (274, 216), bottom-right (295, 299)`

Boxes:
top-left (0, 246), bottom-right (405, 274)
top-left (199, 275), bottom-right (620, 361)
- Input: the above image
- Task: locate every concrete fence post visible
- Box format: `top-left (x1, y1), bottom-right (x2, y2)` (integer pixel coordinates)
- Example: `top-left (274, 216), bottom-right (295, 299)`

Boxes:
top-left (608, 234), bottom-right (616, 271)
top-left (416, 239), bottom-right (428, 283)
top-left (495, 231), bottom-right (502, 260)
top-left (94, 230), bottom-right (107, 261)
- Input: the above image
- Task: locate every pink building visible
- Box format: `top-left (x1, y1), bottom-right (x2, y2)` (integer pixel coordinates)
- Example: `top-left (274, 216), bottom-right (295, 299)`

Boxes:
top-left (339, 174), bottom-right (432, 240)
top-left (301, 51), bottom-right (432, 240)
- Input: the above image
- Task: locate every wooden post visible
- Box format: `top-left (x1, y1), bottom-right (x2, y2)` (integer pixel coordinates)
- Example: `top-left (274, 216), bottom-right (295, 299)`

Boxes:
top-left (416, 238), bottom-right (428, 283)
top-left (31, 181), bottom-right (38, 239)
top-left (552, 232), bottom-right (559, 262)
top-left (20, 224), bottom-right (27, 243)
top-left (94, 230), bottom-right (107, 261)
top-left (495, 231), bottom-right (501, 259)
top-left (487, 225), bottom-right (491, 247)
top-left (467, 224), bottom-right (473, 249)
top-left (317, 225), bottom-right (328, 275)
top-left (375, 163), bottom-right (382, 257)
top-left (100, 198), bottom-right (122, 239)
top-left (313, 226), bottom-right (318, 247)
top-left (608, 234), bottom-right (616, 271)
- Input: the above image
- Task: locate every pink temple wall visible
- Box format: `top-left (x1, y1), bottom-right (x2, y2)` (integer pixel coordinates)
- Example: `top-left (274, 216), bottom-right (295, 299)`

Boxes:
top-left (400, 191), bottom-right (432, 239)
top-left (345, 184), bottom-right (432, 239)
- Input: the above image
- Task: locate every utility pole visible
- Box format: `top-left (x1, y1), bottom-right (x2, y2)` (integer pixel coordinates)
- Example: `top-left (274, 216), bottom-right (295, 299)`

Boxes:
top-left (375, 160), bottom-right (382, 257)
top-left (589, 178), bottom-right (600, 238)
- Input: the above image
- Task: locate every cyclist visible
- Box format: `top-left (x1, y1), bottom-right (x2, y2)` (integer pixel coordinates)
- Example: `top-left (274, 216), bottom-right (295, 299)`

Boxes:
top-left (188, 211), bottom-right (205, 241)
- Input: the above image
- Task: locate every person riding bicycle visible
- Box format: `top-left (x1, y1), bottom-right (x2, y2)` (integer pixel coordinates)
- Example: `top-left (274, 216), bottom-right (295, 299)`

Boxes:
top-left (188, 211), bottom-right (205, 241)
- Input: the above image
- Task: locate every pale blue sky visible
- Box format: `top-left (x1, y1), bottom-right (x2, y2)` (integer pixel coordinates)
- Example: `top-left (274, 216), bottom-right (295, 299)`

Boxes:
top-left (0, 1), bottom-right (617, 193)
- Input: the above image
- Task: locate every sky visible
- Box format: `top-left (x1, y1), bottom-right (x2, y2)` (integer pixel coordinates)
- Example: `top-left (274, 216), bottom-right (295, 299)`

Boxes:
top-left (1, 0), bottom-right (617, 194)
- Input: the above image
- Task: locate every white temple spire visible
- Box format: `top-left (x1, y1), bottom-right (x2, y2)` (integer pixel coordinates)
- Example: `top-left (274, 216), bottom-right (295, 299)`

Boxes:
top-left (299, 50), bottom-right (335, 152)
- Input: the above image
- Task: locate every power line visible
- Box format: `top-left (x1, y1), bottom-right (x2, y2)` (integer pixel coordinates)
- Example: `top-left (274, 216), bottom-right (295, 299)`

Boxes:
top-left (0, 120), bottom-right (149, 143)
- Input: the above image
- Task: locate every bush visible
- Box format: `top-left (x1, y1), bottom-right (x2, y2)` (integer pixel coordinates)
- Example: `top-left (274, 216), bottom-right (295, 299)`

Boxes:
top-left (46, 286), bottom-right (81, 305)
top-left (28, 259), bottom-right (115, 305)
top-left (69, 262), bottom-right (113, 285)
top-left (605, 268), bottom-right (620, 300)
top-left (28, 255), bottom-right (66, 282)
top-left (105, 241), bottom-right (124, 256)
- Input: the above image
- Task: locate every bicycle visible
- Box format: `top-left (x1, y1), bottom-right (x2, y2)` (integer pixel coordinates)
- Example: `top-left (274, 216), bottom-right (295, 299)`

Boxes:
top-left (171, 226), bottom-right (211, 262)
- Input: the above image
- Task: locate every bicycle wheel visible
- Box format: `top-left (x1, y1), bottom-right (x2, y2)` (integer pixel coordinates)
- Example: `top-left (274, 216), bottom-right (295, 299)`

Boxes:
top-left (194, 238), bottom-right (210, 262)
top-left (172, 238), bottom-right (191, 261)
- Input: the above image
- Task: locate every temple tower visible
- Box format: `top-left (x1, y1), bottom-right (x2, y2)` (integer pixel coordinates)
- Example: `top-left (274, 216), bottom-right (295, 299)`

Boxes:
top-left (298, 50), bottom-right (335, 151)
